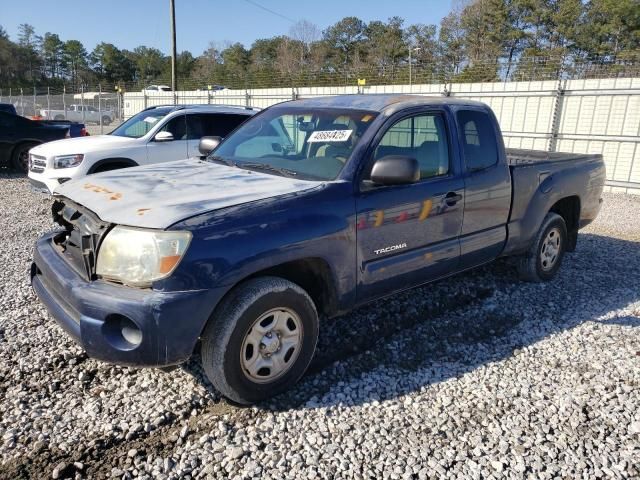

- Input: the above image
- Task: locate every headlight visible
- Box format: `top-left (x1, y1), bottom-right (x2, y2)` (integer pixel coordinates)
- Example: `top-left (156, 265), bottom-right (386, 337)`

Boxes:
top-left (96, 227), bottom-right (192, 287)
top-left (54, 154), bottom-right (84, 169)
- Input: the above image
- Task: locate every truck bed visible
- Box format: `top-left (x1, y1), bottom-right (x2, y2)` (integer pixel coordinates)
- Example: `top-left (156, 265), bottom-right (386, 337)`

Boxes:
top-left (503, 147), bottom-right (605, 256)
top-left (506, 148), bottom-right (602, 166)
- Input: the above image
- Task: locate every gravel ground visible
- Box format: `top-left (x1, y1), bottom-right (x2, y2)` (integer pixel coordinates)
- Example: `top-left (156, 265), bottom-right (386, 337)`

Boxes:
top-left (0, 172), bottom-right (638, 479)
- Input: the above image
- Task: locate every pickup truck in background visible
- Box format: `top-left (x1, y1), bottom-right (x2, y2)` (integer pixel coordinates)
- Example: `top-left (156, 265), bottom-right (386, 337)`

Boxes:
top-left (0, 111), bottom-right (87, 173)
top-left (40, 104), bottom-right (114, 125)
top-left (31, 95), bottom-right (605, 404)
top-left (0, 103), bottom-right (18, 115)
top-left (27, 104), bottom-right (256, 193)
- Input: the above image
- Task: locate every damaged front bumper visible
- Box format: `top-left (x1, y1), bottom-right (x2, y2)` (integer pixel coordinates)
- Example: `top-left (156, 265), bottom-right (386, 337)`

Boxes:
top-left (31, 232), bottom-right (214, 367)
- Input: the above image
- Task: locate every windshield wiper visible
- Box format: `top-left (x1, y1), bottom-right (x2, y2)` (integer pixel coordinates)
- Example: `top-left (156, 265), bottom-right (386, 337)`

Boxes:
top-left (238, 162), bottom-right (298, 177)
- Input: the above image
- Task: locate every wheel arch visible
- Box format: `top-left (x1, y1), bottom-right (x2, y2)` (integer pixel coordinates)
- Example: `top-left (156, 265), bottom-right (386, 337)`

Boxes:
top-left (242, 257), bottom-right (339, 318)
top-left (549, 195), bottom-right (581, 251)
top-left (199, 256), bottom-right (340, 344)
top-left (88, 157), bottom-right (139, 174)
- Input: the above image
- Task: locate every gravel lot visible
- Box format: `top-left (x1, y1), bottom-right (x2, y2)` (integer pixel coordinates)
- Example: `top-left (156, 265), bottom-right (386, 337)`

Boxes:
top-left (0, 172), bottom-right (639, 479)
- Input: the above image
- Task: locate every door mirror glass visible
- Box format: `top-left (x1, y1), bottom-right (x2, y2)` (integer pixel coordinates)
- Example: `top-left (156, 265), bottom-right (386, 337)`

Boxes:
top-left (199, 136), bottom-right (222, 156)
top-left (154, 131), bottom-right (174, 142)
top-left (370, 155), bottom-right (420, 185)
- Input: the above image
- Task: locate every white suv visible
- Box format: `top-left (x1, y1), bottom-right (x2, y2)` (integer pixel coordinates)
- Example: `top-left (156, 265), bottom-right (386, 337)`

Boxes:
top-left (28, 105), bottom-right (257, 193)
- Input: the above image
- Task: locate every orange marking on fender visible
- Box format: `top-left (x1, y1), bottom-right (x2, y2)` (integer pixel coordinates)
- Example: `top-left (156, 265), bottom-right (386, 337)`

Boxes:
top-left (374, 211), bottom-right (384, 227)
top-left (419, 199), bottom-right (433, 221)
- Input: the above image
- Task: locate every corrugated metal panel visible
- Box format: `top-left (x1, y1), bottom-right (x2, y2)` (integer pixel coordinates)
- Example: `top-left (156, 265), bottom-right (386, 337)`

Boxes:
top-left (124, 78), bottom-right (640, 193)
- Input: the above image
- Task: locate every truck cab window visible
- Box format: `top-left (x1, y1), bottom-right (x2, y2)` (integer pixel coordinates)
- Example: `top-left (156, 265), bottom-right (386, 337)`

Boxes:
top-left (456, 110), bottom-right (498, 171)
top-left (373, 113), bottom-right (450, 179)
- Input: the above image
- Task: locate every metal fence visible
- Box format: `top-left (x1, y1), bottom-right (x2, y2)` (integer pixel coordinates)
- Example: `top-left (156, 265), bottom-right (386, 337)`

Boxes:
top-left (120, 78), bottom-right (640, 193)
top-left (2, 77), bottom-right (639, 193)
top-left (0, 86), bottom-right (123, 134)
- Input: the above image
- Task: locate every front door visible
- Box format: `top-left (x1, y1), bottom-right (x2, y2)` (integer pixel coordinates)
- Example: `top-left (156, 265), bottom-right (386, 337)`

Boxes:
top-left (146, 114), bottom-right (189, 164)
top-left (356, 111), bottom-right (464, 302)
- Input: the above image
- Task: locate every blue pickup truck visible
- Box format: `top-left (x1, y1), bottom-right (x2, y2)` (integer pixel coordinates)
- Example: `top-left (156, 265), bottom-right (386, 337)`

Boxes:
top-left (31, 95), bottom-right (605, 404)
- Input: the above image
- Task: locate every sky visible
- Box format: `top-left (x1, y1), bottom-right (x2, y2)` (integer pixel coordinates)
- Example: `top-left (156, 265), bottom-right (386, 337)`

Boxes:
top-left (1, 0), bottom-right (453, 54)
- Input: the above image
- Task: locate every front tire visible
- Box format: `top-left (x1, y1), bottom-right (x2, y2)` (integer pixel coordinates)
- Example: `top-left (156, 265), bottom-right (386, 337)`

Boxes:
top-left (101, 116), bottom-right (111, 126)
top-left (201, 277), bottom-right (319, 405)
top-left (11, 142), bottom-right (38, 174)
top-left (518, 212), bottom-right (567, 282)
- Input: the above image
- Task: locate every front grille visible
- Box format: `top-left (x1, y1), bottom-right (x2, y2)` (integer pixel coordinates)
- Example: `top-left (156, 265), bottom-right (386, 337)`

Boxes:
top-left (52, 199), bottom-right (111, 280)
top-left (29, 154), bottom-right (47, 173)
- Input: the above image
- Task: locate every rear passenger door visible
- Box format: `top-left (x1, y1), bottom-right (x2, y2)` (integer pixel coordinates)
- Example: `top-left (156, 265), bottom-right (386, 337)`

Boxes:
top-left (186, 113), bottom-right (250, 158)
top-left (355, 109), bottom-right (464, 302)
top-left (455, 108), bottom-right (511, 268)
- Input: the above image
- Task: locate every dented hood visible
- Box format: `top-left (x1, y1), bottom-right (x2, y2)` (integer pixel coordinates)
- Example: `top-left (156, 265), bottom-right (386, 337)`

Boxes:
top-left (54, 159), bottom-right (323, 229)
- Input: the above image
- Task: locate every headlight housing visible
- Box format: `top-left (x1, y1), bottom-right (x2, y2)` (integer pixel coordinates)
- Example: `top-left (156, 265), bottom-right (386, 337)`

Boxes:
top-left (54, 154), bottom-right (84, 169)
top-left (96, 227), bottom-right (192, 287)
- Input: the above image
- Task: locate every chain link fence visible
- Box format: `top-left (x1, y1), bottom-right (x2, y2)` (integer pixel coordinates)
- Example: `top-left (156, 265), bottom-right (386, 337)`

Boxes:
top-left (0, 85), bottom-right (123, 135)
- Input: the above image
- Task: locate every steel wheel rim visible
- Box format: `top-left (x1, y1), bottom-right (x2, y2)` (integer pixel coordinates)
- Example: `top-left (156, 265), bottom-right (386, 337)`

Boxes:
top-left (240, 307), bottom-right (303, 384)
top-left (540, 227), bottom-right (561, 271)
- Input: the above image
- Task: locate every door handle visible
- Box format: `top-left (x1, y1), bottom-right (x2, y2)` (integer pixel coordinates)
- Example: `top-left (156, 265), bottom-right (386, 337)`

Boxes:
top-left (445, 192), bottom-right (463, 206)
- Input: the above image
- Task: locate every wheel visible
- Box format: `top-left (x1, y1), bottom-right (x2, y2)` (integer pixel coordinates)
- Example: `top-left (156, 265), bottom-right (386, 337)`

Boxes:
top-left (54, 114), bottom-right (65, 121)
top-left (518, 212), bottom-right (567, 282)
top-left (201, 276), bottom-right (319, 405)
top-left (101, 116), bottom-right (111, 126)
top-left (11, 142), bottom-right (38, 174)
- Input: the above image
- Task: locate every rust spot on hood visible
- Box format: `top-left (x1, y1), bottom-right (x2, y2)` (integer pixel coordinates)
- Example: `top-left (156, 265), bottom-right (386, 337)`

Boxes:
top-left (137, 208), bottom-right (151, 215)
top-left (83, 183), bottom-right (122, 201)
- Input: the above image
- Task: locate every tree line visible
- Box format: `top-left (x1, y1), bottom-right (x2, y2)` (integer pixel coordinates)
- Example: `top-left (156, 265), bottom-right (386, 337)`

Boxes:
top-left (1, 0), bottom-right (638, 92)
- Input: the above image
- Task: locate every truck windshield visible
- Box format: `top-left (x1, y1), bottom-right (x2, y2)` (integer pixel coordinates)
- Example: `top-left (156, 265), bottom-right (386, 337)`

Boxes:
top-left (211, 107), bottom-right (378, 181)
top-left (110, 107), bottom-right (174, 138)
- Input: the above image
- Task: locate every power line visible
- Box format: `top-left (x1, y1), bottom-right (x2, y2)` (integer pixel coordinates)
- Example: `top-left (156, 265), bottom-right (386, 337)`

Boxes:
top-left (242, 0), bottom-right (295, 23)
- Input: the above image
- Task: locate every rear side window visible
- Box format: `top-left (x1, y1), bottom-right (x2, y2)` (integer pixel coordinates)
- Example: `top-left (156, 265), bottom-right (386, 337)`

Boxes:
top-left (187, 113), bottom-right (249, 140)
top-left (456, 110), bottom-right (498, 171)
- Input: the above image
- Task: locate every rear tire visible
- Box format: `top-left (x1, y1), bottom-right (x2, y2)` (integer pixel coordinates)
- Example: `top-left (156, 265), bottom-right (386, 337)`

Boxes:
top-left (518, 212), bottom-right (567, 282)
top-left (201, 276), bottom-right (319, 405)
top-left (11, 142), bottom-right (38, 174)
top-left (54, 114), bottom-right (65, 121)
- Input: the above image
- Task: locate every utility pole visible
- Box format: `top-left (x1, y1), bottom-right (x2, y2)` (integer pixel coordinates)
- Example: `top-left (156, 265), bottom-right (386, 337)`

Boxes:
top-left (409, 47), bottom-right (421, 89)
top-left (409, 47), bottom-right (412, 88)
top-left (170, 0), bottom-right (177, 92)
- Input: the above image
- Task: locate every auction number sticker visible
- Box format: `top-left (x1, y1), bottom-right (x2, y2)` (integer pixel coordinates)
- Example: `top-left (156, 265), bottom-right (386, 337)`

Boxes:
top-left (308, 130), bottom-right (353, 142)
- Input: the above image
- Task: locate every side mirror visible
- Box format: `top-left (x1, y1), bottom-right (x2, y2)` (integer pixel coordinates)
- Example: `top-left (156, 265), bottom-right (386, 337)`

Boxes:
top-left (154, 131), bottom-right (174, 142)
top-left (370, 155), bottom-right (420, 185)
top-left (199, 136), bottom-right (222, 156)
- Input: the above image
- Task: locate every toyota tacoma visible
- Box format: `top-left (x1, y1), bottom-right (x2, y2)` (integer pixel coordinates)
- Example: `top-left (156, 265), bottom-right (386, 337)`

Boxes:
top-left (31, 95), bottom-right (605, 404)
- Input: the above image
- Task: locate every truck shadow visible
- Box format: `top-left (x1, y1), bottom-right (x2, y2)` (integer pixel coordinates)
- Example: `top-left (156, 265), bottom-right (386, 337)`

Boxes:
top-left (187, 232), bottom-right (639, 410)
